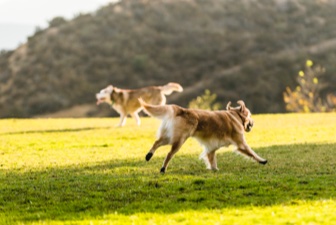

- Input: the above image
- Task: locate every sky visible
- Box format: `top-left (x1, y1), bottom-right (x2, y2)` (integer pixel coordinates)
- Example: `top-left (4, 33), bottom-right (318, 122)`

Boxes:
top-left (0, 0), bottom-right (117, 50)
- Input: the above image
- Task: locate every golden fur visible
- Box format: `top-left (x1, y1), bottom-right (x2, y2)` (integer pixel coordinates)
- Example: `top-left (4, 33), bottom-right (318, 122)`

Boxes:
top-left (139, 99), bottom-right (267, 173)
top-left (96, 83), bottom-right (183, 126)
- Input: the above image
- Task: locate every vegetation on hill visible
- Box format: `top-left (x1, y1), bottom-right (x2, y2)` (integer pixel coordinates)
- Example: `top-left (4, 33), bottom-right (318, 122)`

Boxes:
top-left (1, 0), bottom-right (336, 117)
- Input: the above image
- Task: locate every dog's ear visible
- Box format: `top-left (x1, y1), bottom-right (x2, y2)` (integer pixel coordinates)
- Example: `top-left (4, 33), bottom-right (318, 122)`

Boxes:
top-left (237, 100), bottom-right (245, 112)
top-left (226, 101), bottom-right (232, 110)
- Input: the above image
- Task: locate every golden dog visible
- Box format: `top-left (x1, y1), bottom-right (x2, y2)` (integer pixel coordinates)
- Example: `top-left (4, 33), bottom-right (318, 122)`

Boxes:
top-left (96, 83), bottom-right (183, 127)
top-left (139, 99), bottom-right (267, 173)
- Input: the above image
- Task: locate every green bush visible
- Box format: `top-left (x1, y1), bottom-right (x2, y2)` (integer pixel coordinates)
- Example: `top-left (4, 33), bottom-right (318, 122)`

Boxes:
top-left (188, 89), bottom-right (222, 110)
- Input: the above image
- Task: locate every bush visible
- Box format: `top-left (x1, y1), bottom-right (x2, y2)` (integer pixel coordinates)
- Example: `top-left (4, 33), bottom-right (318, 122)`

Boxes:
top-left (283, 60), bottom-right (335, 112)
top-left (188, 89), bottom-right (222, 110)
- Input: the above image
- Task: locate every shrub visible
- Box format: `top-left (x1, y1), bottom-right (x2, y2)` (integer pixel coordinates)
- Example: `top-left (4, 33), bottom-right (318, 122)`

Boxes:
top-left (283, 60), bottom-right (335, 112)
top-left (188, 89), bottom-right (222, 110)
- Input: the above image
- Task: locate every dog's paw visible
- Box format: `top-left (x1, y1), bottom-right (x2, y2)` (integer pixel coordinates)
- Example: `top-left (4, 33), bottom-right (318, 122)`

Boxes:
top-left (145, 152), bottom-right (153, 161)
top-left (160, 167), bottom-right (166, 174)
top-left (259, 160), bottom-right (268, 165)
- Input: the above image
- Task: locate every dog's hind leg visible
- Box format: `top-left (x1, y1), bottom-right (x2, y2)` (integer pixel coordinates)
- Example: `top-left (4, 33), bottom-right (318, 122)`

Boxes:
top-left (145, 137), bottom-right (169, 161)
top-left (160, 136), bottom-right (188, 173)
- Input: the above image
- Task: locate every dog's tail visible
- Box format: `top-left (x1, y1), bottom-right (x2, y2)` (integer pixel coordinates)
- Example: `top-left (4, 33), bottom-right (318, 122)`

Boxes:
top-left (160, 82), bottom-right (183, 95)
top-left (139, 98), bottom-right (172, 119)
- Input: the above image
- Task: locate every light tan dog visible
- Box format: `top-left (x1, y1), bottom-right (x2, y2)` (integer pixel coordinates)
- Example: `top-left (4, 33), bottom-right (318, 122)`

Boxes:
top-left (139, 99), bottom-right (267, 173)
top-left (96, 83), bottom-right (183, 127)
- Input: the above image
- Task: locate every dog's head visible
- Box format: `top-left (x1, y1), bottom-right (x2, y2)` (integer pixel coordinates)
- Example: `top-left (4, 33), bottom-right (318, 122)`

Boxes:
top-left (226, 100), bottom-right (254, 132)
top-left (96, 85), bottom-right (113, 105)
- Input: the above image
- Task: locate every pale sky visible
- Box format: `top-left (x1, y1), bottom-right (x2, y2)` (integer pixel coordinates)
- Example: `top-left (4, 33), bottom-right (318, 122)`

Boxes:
top-left (0, 0), bottom-right (117, 50)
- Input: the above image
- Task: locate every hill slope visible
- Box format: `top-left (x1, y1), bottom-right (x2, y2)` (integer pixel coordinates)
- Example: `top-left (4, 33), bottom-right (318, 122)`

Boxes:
top-left (1, 0), bottom-right (336, 117)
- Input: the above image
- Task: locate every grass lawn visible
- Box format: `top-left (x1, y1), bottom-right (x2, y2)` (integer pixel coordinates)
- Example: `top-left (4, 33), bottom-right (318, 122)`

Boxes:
top-left (0, 113), bottom-right (335, 224)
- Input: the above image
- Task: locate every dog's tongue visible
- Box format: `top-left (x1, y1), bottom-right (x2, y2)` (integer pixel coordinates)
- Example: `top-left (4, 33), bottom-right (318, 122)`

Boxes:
top-left (96, 100), bottom-right (102, 105)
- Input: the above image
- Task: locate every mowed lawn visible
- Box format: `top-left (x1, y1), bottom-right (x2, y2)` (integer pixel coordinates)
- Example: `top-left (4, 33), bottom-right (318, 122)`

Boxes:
top-left (0, 113), bottom-right (335, 224)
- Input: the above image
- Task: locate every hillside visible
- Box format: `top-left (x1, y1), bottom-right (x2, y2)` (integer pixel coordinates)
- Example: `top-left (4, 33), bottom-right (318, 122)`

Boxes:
top-left (1, 0), bottom-right (336, 117)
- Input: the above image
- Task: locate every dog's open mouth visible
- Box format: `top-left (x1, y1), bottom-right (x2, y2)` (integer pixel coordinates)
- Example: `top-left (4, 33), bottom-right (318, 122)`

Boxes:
top-left (96, 98), bottom-right (106, 105)
top-left (246, 124), bottom-right (253, 132)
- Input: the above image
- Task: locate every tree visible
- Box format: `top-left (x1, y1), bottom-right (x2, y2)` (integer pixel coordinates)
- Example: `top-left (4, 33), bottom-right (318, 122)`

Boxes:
top-left (48, 17), bottom-right (67, 27)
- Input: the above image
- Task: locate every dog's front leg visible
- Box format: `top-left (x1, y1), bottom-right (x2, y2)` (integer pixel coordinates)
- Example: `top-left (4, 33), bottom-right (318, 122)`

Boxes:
top-left (200, 147), bottom-right (219, 171)
top-left (117, 114), bottom-right (127, 127)
top-left (132, 112), bottom-right (141, 126)
top-left (237, 143), bottom-right (267, 165)
top-left (207, 151), bottom-right (219, 171)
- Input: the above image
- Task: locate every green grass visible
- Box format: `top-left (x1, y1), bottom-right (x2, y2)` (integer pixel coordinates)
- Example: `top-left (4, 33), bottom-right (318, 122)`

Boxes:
top-left (0, 113), bottom-right (335, 224)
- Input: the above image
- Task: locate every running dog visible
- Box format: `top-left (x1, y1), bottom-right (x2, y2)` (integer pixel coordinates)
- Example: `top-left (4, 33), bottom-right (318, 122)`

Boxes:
top-left (96, 83), bottom-right (183, 127)
top-left (139, 99), bottom-right (267, 173)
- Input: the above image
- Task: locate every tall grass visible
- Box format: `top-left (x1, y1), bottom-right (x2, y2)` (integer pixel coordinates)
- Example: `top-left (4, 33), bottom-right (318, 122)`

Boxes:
top-left (0, 113), bottom-right (335, 224)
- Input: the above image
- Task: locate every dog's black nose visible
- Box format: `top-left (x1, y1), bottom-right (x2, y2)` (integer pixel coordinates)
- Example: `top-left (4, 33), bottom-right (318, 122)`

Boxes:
top-left (246, 123), bottom-right (253, 132)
